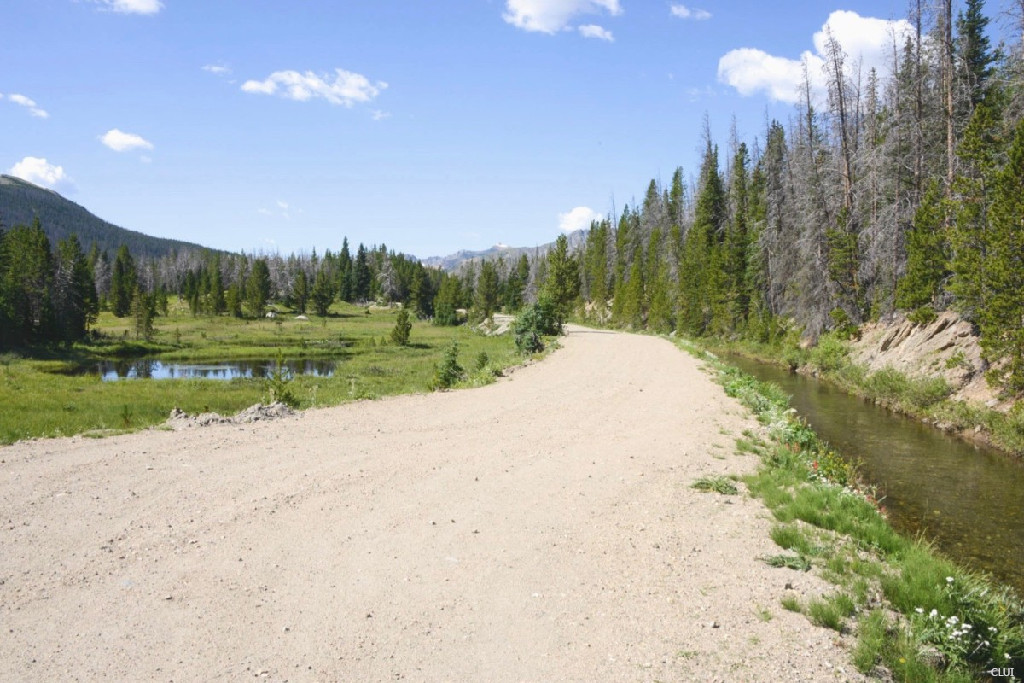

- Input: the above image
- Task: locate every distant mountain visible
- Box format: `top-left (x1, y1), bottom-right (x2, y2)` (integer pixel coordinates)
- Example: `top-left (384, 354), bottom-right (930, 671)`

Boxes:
top-left (0, 175), bottom-right (212, 259)
top-left (422, 230), bottom-right (588, 271)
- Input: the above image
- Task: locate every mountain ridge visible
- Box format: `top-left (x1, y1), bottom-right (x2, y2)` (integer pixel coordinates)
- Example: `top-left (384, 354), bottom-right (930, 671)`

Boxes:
top-left (0, 175), bottom-right (213, 259)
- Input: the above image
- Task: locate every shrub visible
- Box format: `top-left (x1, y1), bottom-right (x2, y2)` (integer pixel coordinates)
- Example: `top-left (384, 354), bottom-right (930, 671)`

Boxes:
top-left (266, 350), bottom-right (299, 407)
top-left (908, 305), bottom-right (938, 326)
top-left (390, 309), bottom-right (412, 346)
top-left (809, 333), bottom-right (849, 373)
top-left (432, 339), bottom-right (464, 389)
top-left (513, 296), bottom-right (561, 354)
top-left (829, 307), bottom-right (860, 340)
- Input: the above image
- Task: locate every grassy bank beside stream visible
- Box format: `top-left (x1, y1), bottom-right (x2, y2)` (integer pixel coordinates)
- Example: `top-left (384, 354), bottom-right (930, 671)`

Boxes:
top-left (676, 338), bottom-right (1024, 681)
top-left (701, 334), bottom-right (1024, 458)
top-left (0, 301), bottom-right (521, 444)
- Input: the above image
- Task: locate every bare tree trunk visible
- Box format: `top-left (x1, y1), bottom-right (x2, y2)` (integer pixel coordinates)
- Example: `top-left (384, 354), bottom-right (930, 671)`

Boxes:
top-left (943, 0), bottom-right (955, 198)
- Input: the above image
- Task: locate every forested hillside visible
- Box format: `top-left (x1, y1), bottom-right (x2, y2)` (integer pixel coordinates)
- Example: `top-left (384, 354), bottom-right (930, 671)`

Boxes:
top-left (0, 175), bottom-right (209, 259)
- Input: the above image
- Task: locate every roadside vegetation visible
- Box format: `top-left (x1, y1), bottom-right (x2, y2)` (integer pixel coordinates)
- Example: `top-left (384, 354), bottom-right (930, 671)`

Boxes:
top-left (677, 339), bottom-right (1024, 681)
top-left (705, 331), bottom-right (1024, 457)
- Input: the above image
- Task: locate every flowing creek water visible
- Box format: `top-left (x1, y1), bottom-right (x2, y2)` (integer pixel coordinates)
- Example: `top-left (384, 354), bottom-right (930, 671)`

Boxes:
top-left (725, 354), bottom-right (1024, 594)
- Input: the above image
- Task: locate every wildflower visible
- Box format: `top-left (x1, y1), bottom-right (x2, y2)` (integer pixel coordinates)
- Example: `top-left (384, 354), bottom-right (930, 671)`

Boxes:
top-left (915, 608), bottom-right (924, 614)
top-left (930, 609), bottom-right (939, 618)
top-left (946, 576), bottom-right (954, 583)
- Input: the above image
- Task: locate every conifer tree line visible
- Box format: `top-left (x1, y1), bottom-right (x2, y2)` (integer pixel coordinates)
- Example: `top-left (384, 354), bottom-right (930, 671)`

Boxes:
top-left (455, 0), bottom-right (1024, 394)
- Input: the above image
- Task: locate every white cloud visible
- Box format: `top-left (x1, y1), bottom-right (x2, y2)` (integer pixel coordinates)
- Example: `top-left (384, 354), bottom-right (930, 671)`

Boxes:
top-left (241, 68), bottom-right (386, 107)
top-left (7, 93), bottom-right (49, 119)
top-left (558, 206), bottom-right (603, 233)
top-left (718, 10), bottom-right (913, 104)
top-left (579, 24), bottom-right (614, 41)
top-left (202, 64), bottom-right (231, 76)
top-left (718, 48), bottom-right (811, 103)
top-left (100, 129), bottom-right (154, 152)
top-left (372, 109), bottom-right (391, 121)
top-left (8, 157), bottom-right (69, 189)
top-left (503, 0), bottom-right (622, 34)
top-left (95, 0), bottom-right (163, 15)
top-left (670, 4), bottom-right (711, 20)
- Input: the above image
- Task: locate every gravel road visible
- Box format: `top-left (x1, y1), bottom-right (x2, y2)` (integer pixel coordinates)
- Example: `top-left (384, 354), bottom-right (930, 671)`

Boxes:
top-left (0, 326), bottom-right (864, 681)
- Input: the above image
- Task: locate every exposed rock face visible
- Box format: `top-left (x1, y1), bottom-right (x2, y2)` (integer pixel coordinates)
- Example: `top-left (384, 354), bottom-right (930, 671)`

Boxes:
top-left (476, 313), bottom-right (514, 336)
top-left (849, 311), bottom-right (999, 406)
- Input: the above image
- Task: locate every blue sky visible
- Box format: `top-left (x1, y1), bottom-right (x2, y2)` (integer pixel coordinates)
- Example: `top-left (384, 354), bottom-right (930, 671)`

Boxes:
top-left (1, 0), bottom-right (1005, 258)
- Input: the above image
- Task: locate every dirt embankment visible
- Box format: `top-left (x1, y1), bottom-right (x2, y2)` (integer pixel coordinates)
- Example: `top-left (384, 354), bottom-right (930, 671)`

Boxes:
top-left (0, 327), bottom-right (864, 681)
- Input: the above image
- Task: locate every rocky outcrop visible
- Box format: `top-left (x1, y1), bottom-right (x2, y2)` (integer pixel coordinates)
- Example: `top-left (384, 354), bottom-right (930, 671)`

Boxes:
top-left (850, 311), bottom-right (1003, 408)
top-left (167, 402), bottom-right (296, 429)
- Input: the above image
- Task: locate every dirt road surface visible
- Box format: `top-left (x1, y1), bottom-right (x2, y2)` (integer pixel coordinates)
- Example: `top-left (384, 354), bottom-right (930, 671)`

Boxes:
top-left (0, 327), bottom-right (864, 681)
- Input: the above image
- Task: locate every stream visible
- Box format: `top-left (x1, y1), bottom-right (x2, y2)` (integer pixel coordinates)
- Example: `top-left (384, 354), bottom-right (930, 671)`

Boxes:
top-left (726, 354), bottom-right (1024, 594)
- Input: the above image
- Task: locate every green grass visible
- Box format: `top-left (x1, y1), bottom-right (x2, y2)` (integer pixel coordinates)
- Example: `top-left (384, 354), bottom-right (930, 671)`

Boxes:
top-left (780, 594), bottom-right (802, 612)
top-left (690, 475), bottom-right (739, 495)
top-left (0, 301), bottom-right (527, 443)
top-left (807, 592), bottom-right (856, 631)
top-left (762, 553), bottom-right (812, 571)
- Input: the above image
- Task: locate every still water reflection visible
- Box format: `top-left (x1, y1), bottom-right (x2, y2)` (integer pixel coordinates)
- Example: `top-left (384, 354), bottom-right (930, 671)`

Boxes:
top-left (727, 354), bottom-right (1024, 594)
top-left (78, 358), bottom-right (337, 381)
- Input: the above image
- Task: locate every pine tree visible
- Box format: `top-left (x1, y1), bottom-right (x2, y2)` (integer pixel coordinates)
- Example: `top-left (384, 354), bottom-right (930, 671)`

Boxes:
top-left (541, 234), bottom-right (580, 324)
top-left (896, 181), bottom-right (949, 320)
top-left (390, 309), bottom-right (412, 346)
top-left (291, 268), bottom-right (308, 313)
top-left (678, 136), bottom-right (725, 335)
top-left (503, 254), bottom-right (529, 312)
top-left (474, 259), bottom-right (500, 320)
top-left (338, 238), bottom-right (353, 302)
top-left (110, 245), bottom-right (137, 318)
top-left (246, 258), bottom-right (272, 317)
top-left (724, 142), bottom-right (752, 329)
top-left (353, 244), bottom-right (371, 302)
top-left (53, 234), bottom-right (97, 343)
top-left (977, 118), bottom-right (1024, 393)
top-left (310, 266), bottom-right (334, 316)
top-left (433, 274), bottom-right (462, 326)
top-left (950, 93), bottom-right (1007, 319)
top-left (0, 220), bottom-right (54, 344)
top-left (955, 0), bottom-right (995, 116)
top-left (409, 267), bottom-right (434, 318)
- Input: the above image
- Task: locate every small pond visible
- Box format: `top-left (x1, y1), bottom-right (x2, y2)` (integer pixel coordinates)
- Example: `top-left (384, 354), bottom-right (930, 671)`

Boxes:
top-left (68, 358), bottom-right (338, 381)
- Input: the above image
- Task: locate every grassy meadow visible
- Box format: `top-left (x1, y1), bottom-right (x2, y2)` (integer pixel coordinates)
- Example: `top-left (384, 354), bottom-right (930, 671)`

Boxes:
top-left (0, 299), bottom-right (520, 444)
